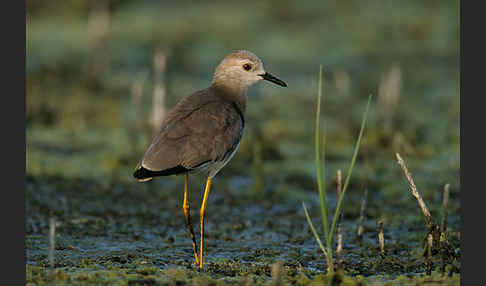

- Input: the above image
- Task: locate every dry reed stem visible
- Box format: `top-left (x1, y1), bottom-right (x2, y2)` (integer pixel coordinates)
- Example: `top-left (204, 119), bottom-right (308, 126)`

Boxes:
top-left (440, 232), bottom-right (448, 273)
top-left (378, 220), bottom-right (385, 257)
top-left (441, 184), bottom-right (450, 233)
top-left (86, 0), bottom-right (111, 77)
top-left (395, 153), bottom-right (433, 228)
top-left (335, 70), bottom-right (350, 97)
top-left (131, 71), bottom-right (148, 130)
top-left (378, 64), bottom-right (401, 128)
top-left (426, 233), bottom-right (433, 275)
top-left (87, 0), bottom-right (110, 42)
top-left (271, 261), bottom-right (284, 286)
top-left (49, 217), bottom-right (56, 269)
top-left (357, 189), bottom-right (368, 240)
top-left (336, 169), bottom-right (343, 265)
top-left (150, 49), bottom-right (168, 135)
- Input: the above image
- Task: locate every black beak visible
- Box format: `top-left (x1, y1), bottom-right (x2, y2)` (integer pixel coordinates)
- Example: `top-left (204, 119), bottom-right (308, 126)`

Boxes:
top-left (259, 72), bottom-right (287, 87)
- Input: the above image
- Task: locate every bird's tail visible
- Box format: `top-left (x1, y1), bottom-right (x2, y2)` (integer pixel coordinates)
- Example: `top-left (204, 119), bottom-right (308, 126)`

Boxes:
top-left (133, 164), bottom-right (153, 182)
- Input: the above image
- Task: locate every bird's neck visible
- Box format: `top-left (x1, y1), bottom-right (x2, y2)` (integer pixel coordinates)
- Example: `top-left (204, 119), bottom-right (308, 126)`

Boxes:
top-left (210, 82), bottom-right (248, 114)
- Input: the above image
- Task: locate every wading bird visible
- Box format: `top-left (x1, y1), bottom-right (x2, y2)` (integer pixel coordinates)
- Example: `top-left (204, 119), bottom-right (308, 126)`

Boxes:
top-left (133, 50), bottom-right (287, 268)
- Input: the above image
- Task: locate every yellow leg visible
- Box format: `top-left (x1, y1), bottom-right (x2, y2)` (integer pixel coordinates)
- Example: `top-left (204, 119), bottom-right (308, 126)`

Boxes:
top-left (183, 174), bottom-right (199, 265)
top-left (199, 177), bottom-right (212, 268)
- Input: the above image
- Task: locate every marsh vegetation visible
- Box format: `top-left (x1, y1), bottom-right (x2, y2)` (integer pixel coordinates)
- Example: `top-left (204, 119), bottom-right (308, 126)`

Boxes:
top-left (26, 1), bottom-right (459, 285)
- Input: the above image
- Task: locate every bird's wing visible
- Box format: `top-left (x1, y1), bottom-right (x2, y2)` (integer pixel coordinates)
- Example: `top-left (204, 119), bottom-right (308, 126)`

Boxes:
top-left (139, 92), bottom-right (243, 173)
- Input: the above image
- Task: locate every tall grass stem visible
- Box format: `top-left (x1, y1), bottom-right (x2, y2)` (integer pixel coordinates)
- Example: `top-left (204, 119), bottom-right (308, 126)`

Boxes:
top-left (329, 94), bottom-right (372, 241)
top-left (314, 65), bottom-right (330, 249)
top-left (304, 67), bottom-right (372, 273)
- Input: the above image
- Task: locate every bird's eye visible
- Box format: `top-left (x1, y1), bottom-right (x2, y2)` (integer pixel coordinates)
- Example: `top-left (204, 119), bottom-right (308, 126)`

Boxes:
top-left (243, 64), bottom-right (252, 71)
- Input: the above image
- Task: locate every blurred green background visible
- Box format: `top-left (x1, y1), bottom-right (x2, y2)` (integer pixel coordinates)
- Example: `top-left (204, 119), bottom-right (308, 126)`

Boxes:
top-left (26, 0), bottom-right (459, 187)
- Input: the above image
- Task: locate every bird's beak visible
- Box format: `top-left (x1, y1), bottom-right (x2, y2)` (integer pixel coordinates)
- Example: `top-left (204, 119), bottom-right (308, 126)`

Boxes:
top-left (259, 72), bottom-right (287, 87)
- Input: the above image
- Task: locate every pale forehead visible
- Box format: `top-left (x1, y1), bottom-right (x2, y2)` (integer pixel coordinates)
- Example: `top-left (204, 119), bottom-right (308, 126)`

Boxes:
top-left (223, 50), bottom-right (263, 66)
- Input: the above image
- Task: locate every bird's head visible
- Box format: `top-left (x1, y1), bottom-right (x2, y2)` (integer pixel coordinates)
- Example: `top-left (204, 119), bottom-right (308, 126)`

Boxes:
top-left (212, 50), bottom-right (287, 91)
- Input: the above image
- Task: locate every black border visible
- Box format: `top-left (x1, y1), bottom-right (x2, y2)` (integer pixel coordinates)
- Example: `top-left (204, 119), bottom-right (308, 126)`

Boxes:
top-left (461, 1), bottom-right (480, 285)
top-left (4, 0), bottom-right (26, 284)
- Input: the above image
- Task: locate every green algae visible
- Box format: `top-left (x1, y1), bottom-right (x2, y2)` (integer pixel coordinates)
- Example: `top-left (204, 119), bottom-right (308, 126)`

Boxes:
top-left (26, 168), bottom-right (460, 285)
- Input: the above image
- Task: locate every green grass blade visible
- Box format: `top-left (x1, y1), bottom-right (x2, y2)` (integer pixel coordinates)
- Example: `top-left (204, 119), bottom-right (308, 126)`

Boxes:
top-left (302, 202), bottom-right (328, 258)
top-left (329, 94), bottom-right (373, 241)
top-left (314, 65), bottom-right (323, 195)
top-left (315, 65), bottom-right (330, 242)
top-left (319, 126), bottom-right (331, 246)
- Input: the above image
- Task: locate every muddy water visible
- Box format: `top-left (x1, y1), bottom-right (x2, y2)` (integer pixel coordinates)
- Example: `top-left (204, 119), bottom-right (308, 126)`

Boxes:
top-left (26, 167), bottom-right (460, 285)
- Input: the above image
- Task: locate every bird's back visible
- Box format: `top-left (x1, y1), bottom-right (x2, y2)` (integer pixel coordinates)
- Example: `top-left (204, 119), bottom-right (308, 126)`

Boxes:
top-left (133, 87), bottom-right (244, 181)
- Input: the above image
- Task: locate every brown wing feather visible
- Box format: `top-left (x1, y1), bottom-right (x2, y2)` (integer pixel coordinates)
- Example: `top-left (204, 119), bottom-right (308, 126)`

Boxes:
top-left (139, 89), bottom-right (243, 173)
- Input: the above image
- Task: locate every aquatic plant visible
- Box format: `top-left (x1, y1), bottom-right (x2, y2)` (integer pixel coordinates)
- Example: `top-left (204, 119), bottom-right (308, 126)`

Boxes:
top-left (303, 65), bottom-right (372, 273)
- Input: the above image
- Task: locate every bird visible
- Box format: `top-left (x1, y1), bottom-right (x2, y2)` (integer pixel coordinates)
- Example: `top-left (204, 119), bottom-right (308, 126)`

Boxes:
top-left (133, 50), bottom-right (287, 268)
